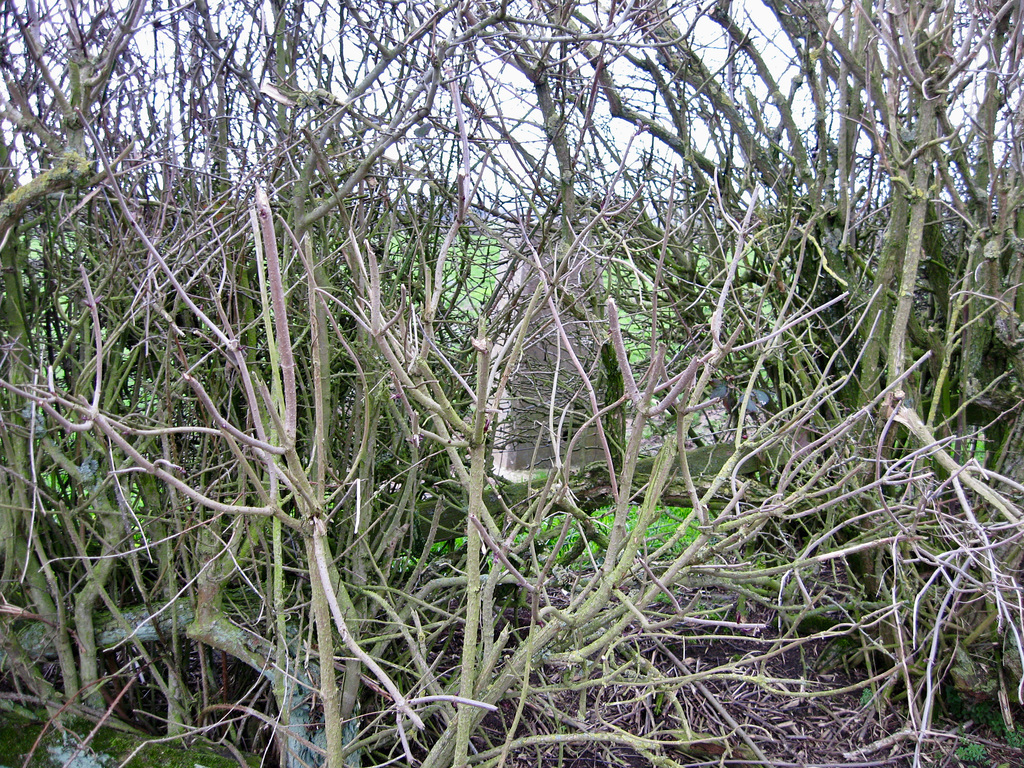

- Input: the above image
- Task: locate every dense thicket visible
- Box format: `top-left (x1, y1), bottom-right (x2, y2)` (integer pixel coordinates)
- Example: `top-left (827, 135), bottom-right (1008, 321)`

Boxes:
top-left (1, 1), bottom-right (1022, 766)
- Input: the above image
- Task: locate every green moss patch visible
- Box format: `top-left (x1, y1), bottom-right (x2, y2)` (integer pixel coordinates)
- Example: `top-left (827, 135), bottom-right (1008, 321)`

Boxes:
top-left (0, 711), bottom-right (258, 768)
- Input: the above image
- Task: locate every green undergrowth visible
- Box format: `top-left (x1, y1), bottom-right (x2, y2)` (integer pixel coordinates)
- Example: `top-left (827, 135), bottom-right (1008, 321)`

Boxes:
top-left (552, 503), bottom-right (702, 563)
top-left (435, 504), bottom-right (702, 564)
top-left (0, 709), bottom-right (257, 768)
top-left (945, 686), bottom-right (1024, 767)
top-left (395, 503), bottom-right (704, 582)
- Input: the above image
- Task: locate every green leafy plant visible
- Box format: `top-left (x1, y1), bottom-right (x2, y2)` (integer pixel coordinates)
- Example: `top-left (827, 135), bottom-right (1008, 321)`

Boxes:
top-left (954, 738), bottom-right (987, 763)
top-left (551, 504), bottom-right (701, 562)
top-left (1006, 728), bottom-right (1024, 750)
top-left (859, 687), bottom-right (873, 707)
top-left (946, 687), bottom-right (1005, 735)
